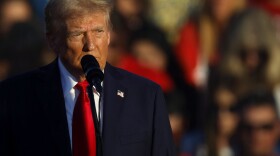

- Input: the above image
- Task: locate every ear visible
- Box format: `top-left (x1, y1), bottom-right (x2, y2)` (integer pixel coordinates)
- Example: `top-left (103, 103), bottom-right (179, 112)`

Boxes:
top-left (275, 120), bottom-right (280, 137)
top-left (46, 33), bottom-right (63, 54)
top-left (46, 33), bottom-right (56, 51)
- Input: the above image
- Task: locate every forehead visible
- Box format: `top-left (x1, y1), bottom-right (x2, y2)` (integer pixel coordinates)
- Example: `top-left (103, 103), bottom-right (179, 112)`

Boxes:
top-left (244, 105), bottom-right (277, 124)
top-left (65, 12), bottom-right (107, 30)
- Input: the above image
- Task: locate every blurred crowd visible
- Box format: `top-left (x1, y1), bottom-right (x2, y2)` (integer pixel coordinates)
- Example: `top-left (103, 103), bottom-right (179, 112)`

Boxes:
top-left (1, 0), bottom-right (280, 155)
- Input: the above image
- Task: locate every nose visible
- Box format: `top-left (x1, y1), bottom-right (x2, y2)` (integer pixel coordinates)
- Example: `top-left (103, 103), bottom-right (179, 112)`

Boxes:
top-left (82, 31), bottom-right (95, 52)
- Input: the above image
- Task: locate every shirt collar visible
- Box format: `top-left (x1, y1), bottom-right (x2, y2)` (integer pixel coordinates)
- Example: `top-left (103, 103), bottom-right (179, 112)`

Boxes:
top-left (58, 57), bottom-right (78, 97)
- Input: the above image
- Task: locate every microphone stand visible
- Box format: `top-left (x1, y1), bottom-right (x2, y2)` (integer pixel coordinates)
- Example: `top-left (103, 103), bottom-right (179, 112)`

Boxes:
top-left (87, 83), bottom-right (103, 156)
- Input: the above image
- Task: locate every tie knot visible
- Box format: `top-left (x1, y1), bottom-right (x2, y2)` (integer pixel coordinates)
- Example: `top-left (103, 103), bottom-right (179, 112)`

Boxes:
top-left (75, 80), bottom-right (89, 92)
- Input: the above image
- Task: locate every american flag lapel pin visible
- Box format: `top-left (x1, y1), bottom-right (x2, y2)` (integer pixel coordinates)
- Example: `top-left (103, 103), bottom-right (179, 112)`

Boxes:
top-left (117, 90), bottom-right (124, 98)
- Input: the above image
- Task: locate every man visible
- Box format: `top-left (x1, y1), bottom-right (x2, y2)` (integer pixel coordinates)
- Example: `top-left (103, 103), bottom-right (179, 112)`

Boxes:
top-left (0, 0), bottom-right (175, 156)
top-left (238, 91), bottom-right (280, 156)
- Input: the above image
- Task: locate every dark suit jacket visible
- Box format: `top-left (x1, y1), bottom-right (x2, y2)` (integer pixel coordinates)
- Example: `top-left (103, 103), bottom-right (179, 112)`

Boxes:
top-left (0, 60), bottom-right (175, 156)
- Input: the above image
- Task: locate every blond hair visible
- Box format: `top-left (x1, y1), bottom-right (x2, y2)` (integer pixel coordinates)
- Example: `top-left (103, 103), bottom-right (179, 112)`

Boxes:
top-left (45, 0), bottom-right (112, 35)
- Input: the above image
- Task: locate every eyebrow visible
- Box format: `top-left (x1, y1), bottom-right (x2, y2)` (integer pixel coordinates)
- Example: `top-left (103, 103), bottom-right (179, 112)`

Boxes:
top-left (67, 30), bottom-right (84, 36)
top-left (68, 26), bottom-right (106, 33)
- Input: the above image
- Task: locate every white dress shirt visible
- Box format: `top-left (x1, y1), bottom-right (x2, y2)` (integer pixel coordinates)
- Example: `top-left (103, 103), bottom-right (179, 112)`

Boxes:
top-left (58, 58), bottom-right (103, 148)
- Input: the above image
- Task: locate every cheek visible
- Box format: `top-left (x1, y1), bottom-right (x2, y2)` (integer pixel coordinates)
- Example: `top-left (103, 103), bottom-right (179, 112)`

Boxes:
top-left (64, 40), bottom-right (86, 62)
top-left (100, 37), bottom-right (110, 54)
top-left (97, 36), bottom-right (110, 68)
top-left (66, 39), bottom-right (83, 52)
top-left (59, 41), bottom-right (82, 63)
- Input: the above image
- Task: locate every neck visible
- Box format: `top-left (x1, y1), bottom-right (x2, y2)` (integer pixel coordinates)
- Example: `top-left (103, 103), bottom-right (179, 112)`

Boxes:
top-left (58, 57), bottom-right (86, 82)
top-left (75, 74), bottom-right (86, 82)
top-left (216, 134), bottom-right (230, 149)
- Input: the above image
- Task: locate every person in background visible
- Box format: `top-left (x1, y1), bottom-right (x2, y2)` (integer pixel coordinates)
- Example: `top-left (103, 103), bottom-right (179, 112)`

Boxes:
top-left (0, 0), bottom-right (32, 35)
top-left (106, 31), bottom-right (127, 67)
top-left (148, 0), bottom-right (201, 42)
top-left (167, 91), bottom-right (188, 154)
top-left (107, 0), bottom-right (165, 71)
top-left (0, 22), bottom-right (45, 78)
top-left (0, 0), bottom-right (33, 80)
top-left (176, 0), bottom-right (246, 89)
top-left (119, 28), bottom-right (187, 94)
top-left (175, 0), bottom-right (246, 129)
top-left (180, 76), bottom-right (239, 156)
top-left (249, 0), bottom-right (280, 44)
top-left (110, 0), bottom-right (162, 50)
top-left (220, 9), bottom-right (280, 97)
top-left (237, 90), bottom-right (280, 156)
top-left (0, 0), bottom-right (47, 81)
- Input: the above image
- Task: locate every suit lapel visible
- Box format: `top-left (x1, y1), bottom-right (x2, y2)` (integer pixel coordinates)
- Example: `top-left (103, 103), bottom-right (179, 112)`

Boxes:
top-left (35, 62), bottom-right (125, 156)
top-left (102, 64), bottom-right (127, 156)
top-left (37, 60), bottom-right (72, 156)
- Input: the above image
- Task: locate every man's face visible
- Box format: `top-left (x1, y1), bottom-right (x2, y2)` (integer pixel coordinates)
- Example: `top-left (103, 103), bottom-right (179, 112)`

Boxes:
top-left (58, 12), bottom-right (110, 80)
top-left (241, 105), bottom-right (280, 156)
top-left (210, 0), bottom-right (236, 22)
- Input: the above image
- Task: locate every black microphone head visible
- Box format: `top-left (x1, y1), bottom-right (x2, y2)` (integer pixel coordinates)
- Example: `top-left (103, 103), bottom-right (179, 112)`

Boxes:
top-left (81, 55), bottom-right (104, 84)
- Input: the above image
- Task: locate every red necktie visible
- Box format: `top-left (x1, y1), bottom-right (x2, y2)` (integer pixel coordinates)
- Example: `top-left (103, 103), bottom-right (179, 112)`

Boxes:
top-left (72, 80), bottom-right (96, 156)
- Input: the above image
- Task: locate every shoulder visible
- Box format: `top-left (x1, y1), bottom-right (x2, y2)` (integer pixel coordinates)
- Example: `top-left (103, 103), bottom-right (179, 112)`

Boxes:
top-left (0, 70), bottom-right (39, 91)
top-left (0, 60), bottom-right (57, 92)
top-left (106, 64), bottom-right (161, 91)
top-left (0, 70), bottom-right (40, 103)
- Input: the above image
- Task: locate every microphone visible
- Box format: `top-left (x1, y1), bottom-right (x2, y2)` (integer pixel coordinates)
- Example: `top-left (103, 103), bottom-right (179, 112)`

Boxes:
top-left (81, 55), bottom-right (104, 93)
top-left (81, 55), bottom-right (104, 156)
